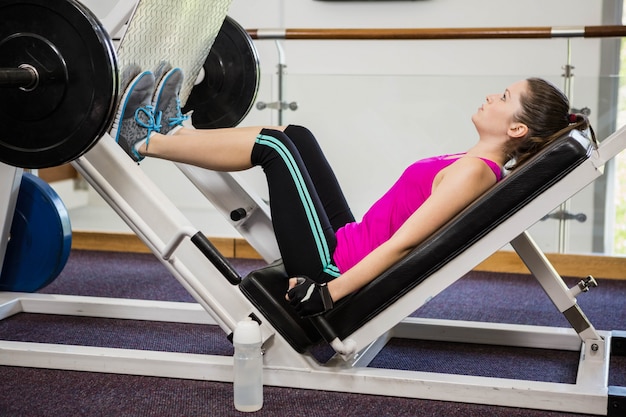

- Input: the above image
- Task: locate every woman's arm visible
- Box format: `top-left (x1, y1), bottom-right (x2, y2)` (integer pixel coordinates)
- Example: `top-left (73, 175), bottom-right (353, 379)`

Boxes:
top-left (287, 157), bottom-right (499, 313)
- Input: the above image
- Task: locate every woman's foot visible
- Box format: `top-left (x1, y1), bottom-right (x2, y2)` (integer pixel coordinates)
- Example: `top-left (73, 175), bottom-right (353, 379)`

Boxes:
top-left (153, 67), bottom-right (189, 136)
top-left (110, 70), bottom-right (160, 162)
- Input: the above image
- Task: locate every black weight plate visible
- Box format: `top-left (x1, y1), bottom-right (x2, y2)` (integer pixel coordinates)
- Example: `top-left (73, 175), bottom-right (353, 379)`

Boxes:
top-left (0, 173), bottom-right (72, 292)
top-left (0, 0), bottom-right (119, 169)
top-left (183, 16), bottom-right (260, 129)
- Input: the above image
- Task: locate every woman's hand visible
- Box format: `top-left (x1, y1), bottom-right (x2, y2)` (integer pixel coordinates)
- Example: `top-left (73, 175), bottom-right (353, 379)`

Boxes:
top-left (285, 276), bottom-right (334, 317)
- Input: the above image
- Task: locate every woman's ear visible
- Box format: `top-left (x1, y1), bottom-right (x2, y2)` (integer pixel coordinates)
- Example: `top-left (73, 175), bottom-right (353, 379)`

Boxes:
top-left (508, 122), bottom-right (528, 139)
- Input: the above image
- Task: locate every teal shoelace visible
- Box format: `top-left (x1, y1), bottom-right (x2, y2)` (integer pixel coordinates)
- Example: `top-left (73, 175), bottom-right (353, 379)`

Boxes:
top-left (134, 105), bottom-right (162, 158)
top-left (168, 98), bottom-right (189, 127)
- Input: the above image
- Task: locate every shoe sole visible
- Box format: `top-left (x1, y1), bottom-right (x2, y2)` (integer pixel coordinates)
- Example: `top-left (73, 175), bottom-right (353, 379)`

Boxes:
top-left (153, 67), bottom-right (182, 111)
top-left (110, 71), bottom-right (153, 142)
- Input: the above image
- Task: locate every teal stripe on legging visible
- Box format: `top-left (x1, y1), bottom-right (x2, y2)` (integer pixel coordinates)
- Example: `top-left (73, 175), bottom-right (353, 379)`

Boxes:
top-left (256, 134), bottom-right (340, 277)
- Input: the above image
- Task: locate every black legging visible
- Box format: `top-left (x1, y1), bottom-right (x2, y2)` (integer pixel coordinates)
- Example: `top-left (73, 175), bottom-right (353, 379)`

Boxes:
top-left (251, 125), bottom-right (355, 283)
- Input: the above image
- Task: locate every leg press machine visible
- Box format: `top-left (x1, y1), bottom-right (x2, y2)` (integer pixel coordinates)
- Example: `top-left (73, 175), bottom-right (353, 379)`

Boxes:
top-left (1, 102), bottom-right (625, 417)
top-left (1, 0), bottom-right (626, 415)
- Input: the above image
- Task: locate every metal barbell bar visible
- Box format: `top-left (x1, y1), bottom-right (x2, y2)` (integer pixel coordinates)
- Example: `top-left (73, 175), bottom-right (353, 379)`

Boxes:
top-left (0, 66), bottom-right (39, 89)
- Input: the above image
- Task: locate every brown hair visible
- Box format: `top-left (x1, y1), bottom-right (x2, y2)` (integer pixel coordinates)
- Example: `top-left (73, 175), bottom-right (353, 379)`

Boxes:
top-left (505, 77), bottom-right (596, 170)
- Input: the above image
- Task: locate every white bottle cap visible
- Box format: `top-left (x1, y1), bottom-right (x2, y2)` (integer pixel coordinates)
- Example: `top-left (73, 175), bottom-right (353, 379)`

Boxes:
top-left (233, 318), bottom-right (262, 344)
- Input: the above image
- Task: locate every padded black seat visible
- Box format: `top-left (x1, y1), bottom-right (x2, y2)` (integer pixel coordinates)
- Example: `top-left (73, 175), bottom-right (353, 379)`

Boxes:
top-left (240, 132), bottom-right (593, 353)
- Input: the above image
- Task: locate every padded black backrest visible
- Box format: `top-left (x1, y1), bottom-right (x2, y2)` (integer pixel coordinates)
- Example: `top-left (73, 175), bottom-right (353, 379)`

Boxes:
top-left (240, 132), bottom-right (592, 352)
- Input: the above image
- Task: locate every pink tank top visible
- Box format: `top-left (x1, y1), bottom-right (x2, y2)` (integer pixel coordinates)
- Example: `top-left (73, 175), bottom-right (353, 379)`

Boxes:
top-left (333, 154), bottom-right (502, 273)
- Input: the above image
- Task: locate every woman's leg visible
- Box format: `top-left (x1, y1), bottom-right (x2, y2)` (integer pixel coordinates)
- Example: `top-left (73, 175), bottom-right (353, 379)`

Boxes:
top-left (282, 125), bottom-right (355, 232)
top-left (141, 125), bottom-right (347, 283)
top-left (252, 128), bottom-right (342, 283)
top-left (138, 126), bottom-right (284, 171)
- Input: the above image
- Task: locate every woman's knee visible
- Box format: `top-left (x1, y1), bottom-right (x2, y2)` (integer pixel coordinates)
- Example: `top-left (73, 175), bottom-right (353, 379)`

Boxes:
top-left (252, 128), bottom-right (299, 167)
top-left (284, 125), bottom-right (316, 142)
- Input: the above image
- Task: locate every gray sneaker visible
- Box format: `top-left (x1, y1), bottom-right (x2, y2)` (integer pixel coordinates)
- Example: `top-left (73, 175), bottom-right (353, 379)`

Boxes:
top-left (110, 70), bottom-right (159, 162)
top-left (153, 61), bottom-right (172, 85)
top-left (153, 67), bottom-right (189, 135)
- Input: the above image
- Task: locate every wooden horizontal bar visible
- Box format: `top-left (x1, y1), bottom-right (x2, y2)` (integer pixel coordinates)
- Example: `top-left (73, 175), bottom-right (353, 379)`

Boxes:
top-left (583, 25), bottom-right (626, 38)
top-left (37, 164), bottom-right (78, 183)
top-left (248, 25), bottom-right (626, 40)
top-left (72, 231), bottom-right (241, 259)
top-left (72, 231), bottom-right (626, 280)
top-left (474, 250), bottom-right (626, 280)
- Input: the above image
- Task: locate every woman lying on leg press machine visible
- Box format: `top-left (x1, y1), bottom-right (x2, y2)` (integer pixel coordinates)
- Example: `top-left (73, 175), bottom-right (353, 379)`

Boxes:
top-left (110, 66), bottom-right (596, 318)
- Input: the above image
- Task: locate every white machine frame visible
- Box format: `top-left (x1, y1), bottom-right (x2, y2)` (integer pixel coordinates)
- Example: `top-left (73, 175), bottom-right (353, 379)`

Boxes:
top-left (1, 1), bottom-right (625, 413)
top-left (0, 126), bottom-right (623, 415)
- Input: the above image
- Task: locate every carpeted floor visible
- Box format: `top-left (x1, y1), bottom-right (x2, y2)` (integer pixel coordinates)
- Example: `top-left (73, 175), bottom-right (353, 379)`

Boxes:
top-left (0, 250), bottom-right (624, 417)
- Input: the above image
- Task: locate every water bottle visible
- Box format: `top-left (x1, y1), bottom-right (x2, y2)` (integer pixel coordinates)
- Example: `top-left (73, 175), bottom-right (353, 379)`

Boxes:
top-left (233, 317), bottom-right (263, 412)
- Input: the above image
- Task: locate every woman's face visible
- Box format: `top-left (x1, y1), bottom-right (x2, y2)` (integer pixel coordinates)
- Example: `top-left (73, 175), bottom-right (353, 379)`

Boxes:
top-left (472, 79), bottom-right (529, 138)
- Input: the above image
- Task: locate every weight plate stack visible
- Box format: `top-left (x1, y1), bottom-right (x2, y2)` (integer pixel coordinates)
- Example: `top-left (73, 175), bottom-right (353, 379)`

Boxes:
top-left (0, 0), bottom-right (119, 168)
top-left (183, 16), bottom-right (260, 129)
top-left (0, 173), bottom-right (72, 292)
